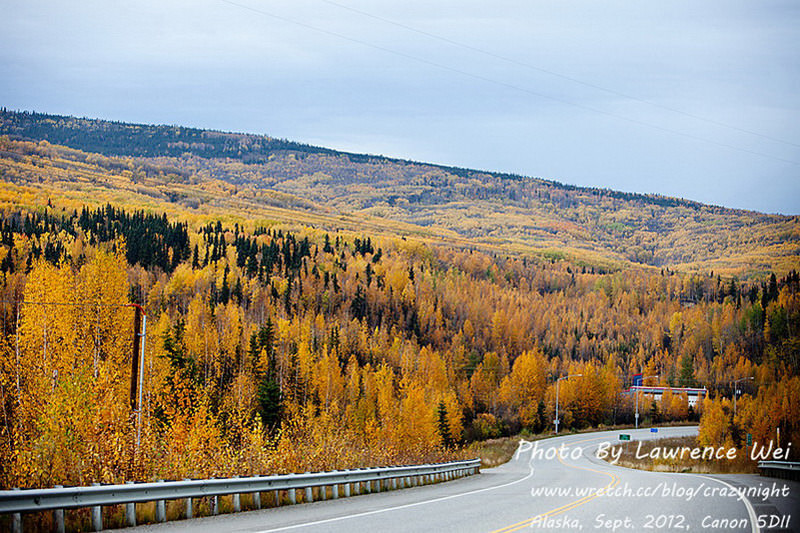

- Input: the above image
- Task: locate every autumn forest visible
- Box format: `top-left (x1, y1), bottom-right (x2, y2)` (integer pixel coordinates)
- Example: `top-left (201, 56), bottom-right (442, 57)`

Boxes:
top-left (0, 110), bottom-right (798, 492)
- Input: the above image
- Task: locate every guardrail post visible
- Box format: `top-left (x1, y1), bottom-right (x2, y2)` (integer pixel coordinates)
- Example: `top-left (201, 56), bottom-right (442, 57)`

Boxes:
top-left (91, 483), bottom-right (103, 531)
top-left (344, 483), bottom-right (351, 497)
top-left (374, 479), bottom-right (381, 493)
top-left (53, 485), bottom-right (66, 533)
top-left (123, 482), bottom-right (136, 526)
top-left (332, 483), bottom-right (339, 499)
top-left (11, 488), bottom-right (21, 533)
top-left (212, 494), bottom-right (219, 515)
top-left (392, 477), bottom-right (397, 490)
top-left (182, 480), bottom-right (192, 519)
top-left (304, 486), bottom-right (313, 503)
top-left (253, 490), bottom-right (261, 509)
top-left (273, 490), bottom-right (281, 506)
top-left (233, 476), bottom-right (241, 512)
top-left (288, 488), bottom-right (296, 504)
top-left (156, 480), bottom-right (166, 523)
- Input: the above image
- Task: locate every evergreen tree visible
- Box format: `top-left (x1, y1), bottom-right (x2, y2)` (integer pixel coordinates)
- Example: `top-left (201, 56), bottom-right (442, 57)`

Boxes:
top-left (437, 401), bottom-right (453, 448)
top-left (257, 377), bottom-right (282, 431)
top-left (679, 351), bottom-right (696, 387)
top-left (220, 265), bottom-right (230, 304)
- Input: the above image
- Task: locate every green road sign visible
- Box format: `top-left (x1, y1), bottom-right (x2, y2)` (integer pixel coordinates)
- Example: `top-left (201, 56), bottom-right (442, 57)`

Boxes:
top-left (746, 433), bottom-right (752, 446)
top-left (619, 434), bottom-right (631, 441)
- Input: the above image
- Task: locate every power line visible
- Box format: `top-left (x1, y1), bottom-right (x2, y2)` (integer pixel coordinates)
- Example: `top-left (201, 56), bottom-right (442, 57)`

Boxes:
top-left (220, 0), bottom-right (798, 166)
top-left (320, 0), bottom-right (800, 150)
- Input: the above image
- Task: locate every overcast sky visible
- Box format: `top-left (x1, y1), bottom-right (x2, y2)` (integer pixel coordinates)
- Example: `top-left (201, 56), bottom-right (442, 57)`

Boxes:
top-left (2, 0), bottom-right (799, 214)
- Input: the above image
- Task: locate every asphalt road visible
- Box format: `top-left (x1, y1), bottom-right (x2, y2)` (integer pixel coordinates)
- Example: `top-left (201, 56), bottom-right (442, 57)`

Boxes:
top-left (114, 426), bottom-right (798, 533)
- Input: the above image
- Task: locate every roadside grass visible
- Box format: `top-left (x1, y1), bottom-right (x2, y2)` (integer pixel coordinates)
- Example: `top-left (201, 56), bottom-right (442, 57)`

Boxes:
top-left (606, 435), bottom-right (757, 474)
top-left (465, 421), bottom-right (699, 469)
top-left (466, 436), bottom-right (523, 468)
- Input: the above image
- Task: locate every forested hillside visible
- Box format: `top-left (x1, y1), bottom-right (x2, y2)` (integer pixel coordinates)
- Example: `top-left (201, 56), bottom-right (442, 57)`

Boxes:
top-left (3, 109), bottom-right (799, 275)
top-left (0, 111), bottom-right (798, 492)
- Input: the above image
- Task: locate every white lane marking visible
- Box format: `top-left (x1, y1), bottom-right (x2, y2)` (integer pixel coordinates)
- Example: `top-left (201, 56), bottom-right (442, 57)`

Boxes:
top-left (255, 429), bottom-right (698, 533)
top-left (253, 451), bottom-right (536, 532)
top-left (692, 475), bottom-right (759, 533)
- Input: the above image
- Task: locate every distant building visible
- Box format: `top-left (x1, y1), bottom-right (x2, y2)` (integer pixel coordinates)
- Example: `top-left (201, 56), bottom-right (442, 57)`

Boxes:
top-left (624, 385), bottom-right (707, 407)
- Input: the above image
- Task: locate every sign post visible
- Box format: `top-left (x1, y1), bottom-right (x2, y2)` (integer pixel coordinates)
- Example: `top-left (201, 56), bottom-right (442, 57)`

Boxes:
top-left (619, 434), bottom-right (631, 454)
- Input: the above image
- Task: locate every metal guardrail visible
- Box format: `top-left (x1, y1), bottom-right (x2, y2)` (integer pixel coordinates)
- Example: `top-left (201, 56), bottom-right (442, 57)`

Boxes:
top-left (757, 460), bottom-right (800, 481)
top-left (758, 461), bottom-right (800, 470)
top-left (0, 458), bottom-right (480, 532)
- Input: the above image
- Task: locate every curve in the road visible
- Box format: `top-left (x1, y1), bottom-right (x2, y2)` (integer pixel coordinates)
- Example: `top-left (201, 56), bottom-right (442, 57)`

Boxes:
top-left (254, 452), bottom-right (536, 533)
top-left (492, 435), bottom-right (621, 533)
top-left (115, 426), bottom-right (792, 533)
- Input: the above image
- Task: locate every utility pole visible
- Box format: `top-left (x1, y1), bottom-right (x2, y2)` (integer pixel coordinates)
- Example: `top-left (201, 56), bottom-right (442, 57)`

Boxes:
top-left (554, 374), bottom-right (582, 434)
top-left (129, 304), bottom-right (147, 454)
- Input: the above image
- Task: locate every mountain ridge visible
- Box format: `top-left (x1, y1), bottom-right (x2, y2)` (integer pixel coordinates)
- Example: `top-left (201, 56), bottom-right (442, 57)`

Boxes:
top-left (0, 108), bottom-right (721, 211)
top-left (1, 108), bottom-right (798, 276)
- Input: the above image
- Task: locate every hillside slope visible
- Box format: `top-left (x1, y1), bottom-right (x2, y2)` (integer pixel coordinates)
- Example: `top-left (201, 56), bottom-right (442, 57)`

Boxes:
top-left (1, 110), bottom-right (799, 498)
top-left (2, 109), bottom-right (799, 275)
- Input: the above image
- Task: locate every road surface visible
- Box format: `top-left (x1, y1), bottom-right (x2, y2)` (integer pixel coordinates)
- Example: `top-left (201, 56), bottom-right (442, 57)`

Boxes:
top-left (114, 426), bottom-right (798, 532)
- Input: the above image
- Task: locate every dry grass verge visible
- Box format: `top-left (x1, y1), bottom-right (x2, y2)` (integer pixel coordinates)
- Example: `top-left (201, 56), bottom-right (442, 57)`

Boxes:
top-left (607, 435), bottom-right (757, 474)
top-left (466, 436), bottom-right (523, 468)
